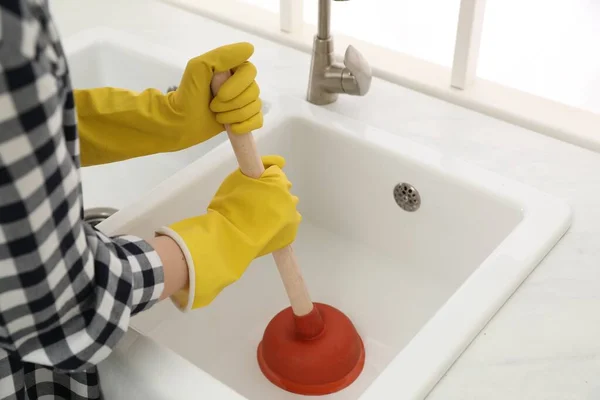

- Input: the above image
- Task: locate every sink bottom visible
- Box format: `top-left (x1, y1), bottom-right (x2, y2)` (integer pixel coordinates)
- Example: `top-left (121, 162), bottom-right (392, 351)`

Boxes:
top-left (143, 219), bottom-right (466, 399)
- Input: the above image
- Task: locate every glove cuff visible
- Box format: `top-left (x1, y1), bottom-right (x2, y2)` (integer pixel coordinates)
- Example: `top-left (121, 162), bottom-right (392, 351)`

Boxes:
top-left (155, 226), bottom-right (196, 313)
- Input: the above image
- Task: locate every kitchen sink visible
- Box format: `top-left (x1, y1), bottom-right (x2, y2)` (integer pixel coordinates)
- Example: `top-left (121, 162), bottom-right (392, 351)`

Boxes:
top-left (96, 79), bottom-right (572, 399)
top-left (65, 26), bottom-right (571, 400)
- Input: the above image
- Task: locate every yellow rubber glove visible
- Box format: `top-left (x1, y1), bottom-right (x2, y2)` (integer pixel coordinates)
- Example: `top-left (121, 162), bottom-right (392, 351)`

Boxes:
top-left (75, 42), bottom-right (263, 167)
top-left (156, 155), bottom-right (301, 311)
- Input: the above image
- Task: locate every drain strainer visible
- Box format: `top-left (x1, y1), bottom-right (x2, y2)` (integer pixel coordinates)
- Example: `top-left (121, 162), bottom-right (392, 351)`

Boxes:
top-left (393, 183), bottom-right (421, 212)
top-left (84, 207), bottom-right (118, 227)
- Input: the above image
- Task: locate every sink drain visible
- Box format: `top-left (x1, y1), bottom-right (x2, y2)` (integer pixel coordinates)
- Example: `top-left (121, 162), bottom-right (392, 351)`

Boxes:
top-left (393, 183), bottom-right (421, 212)
top-left (84, 207), bottom-right (118, 227)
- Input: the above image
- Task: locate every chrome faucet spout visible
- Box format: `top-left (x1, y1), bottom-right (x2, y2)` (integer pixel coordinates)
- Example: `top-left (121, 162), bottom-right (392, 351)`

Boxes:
top-left (307, 0), bottom-right (372, 105)
top-left (318, 0), bottom-right (331, 39)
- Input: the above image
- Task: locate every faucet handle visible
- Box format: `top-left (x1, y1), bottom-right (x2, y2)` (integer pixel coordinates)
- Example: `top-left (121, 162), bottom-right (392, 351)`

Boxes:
top-left (341, 45), bottom-right (372, 96)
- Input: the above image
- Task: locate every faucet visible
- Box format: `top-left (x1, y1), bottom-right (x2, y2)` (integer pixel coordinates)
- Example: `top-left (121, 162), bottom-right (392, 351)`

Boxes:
top-left (306, 0), bottom-right (373, 105)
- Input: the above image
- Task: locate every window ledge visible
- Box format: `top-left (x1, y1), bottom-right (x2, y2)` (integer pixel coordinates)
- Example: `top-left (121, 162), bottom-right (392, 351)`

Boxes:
top-left (163, 0), bottom-right (600, 153)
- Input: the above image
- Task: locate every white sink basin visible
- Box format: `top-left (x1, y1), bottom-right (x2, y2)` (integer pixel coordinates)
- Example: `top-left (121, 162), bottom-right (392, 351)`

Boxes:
top-left (68, 28), bottom-right (571, 400)
top-left (99, 85), bottom-right (571, 400)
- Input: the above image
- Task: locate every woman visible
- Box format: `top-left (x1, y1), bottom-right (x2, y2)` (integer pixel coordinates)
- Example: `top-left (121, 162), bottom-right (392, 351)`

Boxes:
top-left (0, 1), bottom-right (301, 398)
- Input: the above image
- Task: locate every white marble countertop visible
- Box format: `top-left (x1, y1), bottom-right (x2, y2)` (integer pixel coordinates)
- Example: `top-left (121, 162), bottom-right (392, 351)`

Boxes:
top-left (51, 0), bottom-right (600, 398)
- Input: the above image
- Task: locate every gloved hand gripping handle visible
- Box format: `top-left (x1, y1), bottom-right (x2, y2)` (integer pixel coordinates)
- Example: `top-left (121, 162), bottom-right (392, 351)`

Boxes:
top-left (211, 72), bottom-right (316, 318)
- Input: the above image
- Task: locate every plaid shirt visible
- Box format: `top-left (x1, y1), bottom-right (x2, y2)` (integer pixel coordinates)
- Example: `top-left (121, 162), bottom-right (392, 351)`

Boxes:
top-left (0, 1), bottom-right (165, 399)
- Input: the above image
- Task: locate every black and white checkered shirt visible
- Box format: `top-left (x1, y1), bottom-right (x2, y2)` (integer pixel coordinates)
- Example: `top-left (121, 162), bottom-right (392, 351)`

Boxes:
top-left (1, 1), bottom-right (165, 398)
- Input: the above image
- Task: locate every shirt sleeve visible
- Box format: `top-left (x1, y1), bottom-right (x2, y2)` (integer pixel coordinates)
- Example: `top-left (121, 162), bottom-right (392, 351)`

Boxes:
top-left (0, 2), bottom-right (164, 372)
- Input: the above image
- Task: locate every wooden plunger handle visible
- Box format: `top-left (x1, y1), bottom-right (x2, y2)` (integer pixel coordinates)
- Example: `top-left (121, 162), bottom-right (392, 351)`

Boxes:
top-left (211, 71), bottom-right (314, 317)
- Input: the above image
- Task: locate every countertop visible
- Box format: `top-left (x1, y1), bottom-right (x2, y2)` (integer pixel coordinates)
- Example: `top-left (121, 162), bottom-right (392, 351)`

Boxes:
top-left (52, 0), bottom-right (600, 398)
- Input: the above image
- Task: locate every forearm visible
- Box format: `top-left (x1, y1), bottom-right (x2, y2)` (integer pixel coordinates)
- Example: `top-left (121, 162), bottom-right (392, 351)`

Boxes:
top-left (150, 235), bottom-right (189, 300)
top-left (74, 88), bottom-right (187, 166)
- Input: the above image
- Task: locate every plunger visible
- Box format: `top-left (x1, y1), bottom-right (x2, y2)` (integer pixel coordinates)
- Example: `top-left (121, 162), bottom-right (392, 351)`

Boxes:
top-left (211, 72), bottom-right (365, 395)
